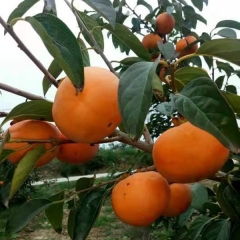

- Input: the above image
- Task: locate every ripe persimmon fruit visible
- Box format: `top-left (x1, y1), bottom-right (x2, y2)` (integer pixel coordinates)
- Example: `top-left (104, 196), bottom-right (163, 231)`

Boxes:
top-left (0, 181), bottom-right (3, 186)
top-left (111, 171), bottom-right (170, 227)
top-left (3, 120), bottom-right (60, 168)
top-left (52, 67), bottom-right (122, 144)
top-left (142, 33), bottom-right (163, 51)
top-left (163, 183), bottom-right (192, 217)
top-left (175, 36), bottom-right (198, 58)
top-left (152, 121), bottom-right (229, 183)
top-left (56, 132), bottom-right (99, 164)
top-left (156, 12), bottom-right (175, 35)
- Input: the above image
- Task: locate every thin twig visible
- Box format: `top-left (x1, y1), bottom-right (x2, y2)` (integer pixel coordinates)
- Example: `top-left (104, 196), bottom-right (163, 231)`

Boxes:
top-left (0, 16), bottom-right (58, 88)
top-left (0, 82), bottom-right (45, 100)
top-left (143, 125), bottom-right (153, 144)
top-left (0, 112), bottom-right (8, 118)
top-left (63, 0), bottom-right (116, 74)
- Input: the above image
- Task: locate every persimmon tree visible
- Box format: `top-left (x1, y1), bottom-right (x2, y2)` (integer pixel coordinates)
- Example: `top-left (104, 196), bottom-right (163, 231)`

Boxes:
top-left (0, 0), bottom-right (240, 239)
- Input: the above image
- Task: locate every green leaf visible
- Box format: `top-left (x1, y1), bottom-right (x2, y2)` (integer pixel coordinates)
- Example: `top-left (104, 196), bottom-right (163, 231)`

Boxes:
top-left (176, 206), bottom-right (195, 228)
top-left (73, 188), bottom-right (109, 240)
top-left (216, 28), bottom-right (237, 39)
top-left (226, 85), bottom-right (237, 94)
top-left (231, 223), bottom-right (240, 240)
top-left (82, 0), bottom-right (116, 28)
top-left (215, 76), bottom-right (225, 89)
top-left (120, 57), bottom-right (144, 66)
top-left (201, 219), bottom-right (231, 240)
top-left (156, 102), bottom-right (175, 117)
top-left (172, 77), bottom-right (240, 153)
top-left (203, 202), bottom-right (222, 216)
top-left (137, 0), bottom-right (153, 12)
top-left (43, 0), bottom-right (57, 16)
top-left (4, 0), bottom-right (40, 34)
top-left (45, 191), bottom-right (65, 234)
top-left (157, 42), bottom-right (176, 61)
top-left (7, 145), bottom-right (46, 203)
top-left (0, 100), bottom-right (54, 127)
top-left (152, 73), bottom-right (164, 97)
top-left (42, 59), bottom-right (62, 96)
top-left (25, 13), bottom-right (84, 90)
top-left (222, 91), bottom-right (240, 116)
top-left (196, 39), bottom-right (240, 67)
top-left (77, 11), bottom-right (104, 51)
top-left (215, 20), bottom-right (240, 31)
top-left (104, 23), bottom-right (151, 61)
top-left (5, 198), bottom-right (52, 237)
top-left (191, 0), bottom-right (203, 11)
top-left (118, 60), bottom-right (159, 139)
top-left (77, 38), bottom-right (91, 67)
top-left (131, 17), bottom-right (141, 33)
top-left (75, 177), bottom-right (95, 199)
top-left (191, 183), bottom-right (208, 212)
top-left (216, 61), bottom-right (234, 78)
top-left (68, 209), bottom-right (76, 239)
top-left (221, 159), bottom-right (234, 173)
top-left (0, 130), bottom-right (12, 164)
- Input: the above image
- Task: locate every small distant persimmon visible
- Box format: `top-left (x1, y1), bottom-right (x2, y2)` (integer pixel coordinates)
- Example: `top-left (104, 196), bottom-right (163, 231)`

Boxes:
top-left (156, 12), bottom-right (175, 35)
top-left (175, 36), bottom-right (198, 58)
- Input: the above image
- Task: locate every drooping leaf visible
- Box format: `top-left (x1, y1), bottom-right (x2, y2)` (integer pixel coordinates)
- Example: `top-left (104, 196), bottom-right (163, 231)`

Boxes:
top-left (118, 60), bottom-right (159, 139)
top-left (77, 38), bottom-right (91, 67)
top-left (104, 23), bottom-right (151, 61)
top-left (42, 59), bottom-right (62, 96)
top-left (43, 0), bottom-right (57, 16)
top-left (131, 17), bottom-right (141, 33)
top-left (176, 206), bottom-right (195, 228)
top-left (156, 102), bottom-right (175, 117)
top-left (5, 198), bottom-right (52, 237)
top-left (216, 61), bottom-right (234, 78)
top-left (25, 13), bottom-right (84, 90)
top-left (152, 73), bottom-right (164, 98)
top-left (222, 91), bottom-right (240, 116)
top-left (75, 177), bottom-right (95, 200)
top-left (73, 188), bottom-right (109, 240)
top-left (157, 42), bottom-right (176, 61)
top-left (68, 209), bottom-right (76, 239)
top-left (215, 76), bottom-right (225, 89)
top-left (191, 183), bottom-right (208, 212)
top-left (0, 100), bottom-right (54, 127)
top-left (216, 28), bottom-right (237, 39)
top-left (226, 85), bottom-right (237, 94)
top-left (137, 0), bottom-right (153, 12)
top-left (77, 11), bottom-right (104, 51)
top-left (215, 20), bottom-right (240, 31)
top-left (201, 219), bottom-right (231, 240)
top-left (191, 0), bottom-right (203, 11)
top-left (4, 0), bottom-right (40, 34)
top-left (45, 191), bottom-right (65, 234)
top-left (82, 0), bottom-right (116, 28)
top-left (172, 77), bottom-right (240, 153)
top-left (195, 39), bottom-right (240, 67)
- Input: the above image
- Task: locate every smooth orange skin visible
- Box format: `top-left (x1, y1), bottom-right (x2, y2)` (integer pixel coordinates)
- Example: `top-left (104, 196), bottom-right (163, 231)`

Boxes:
top-left (175, 36), bottom-right (198, 58)
top-left (52, 67), bottom-right (122, 144)
top-left (163, 183), bottom-right (192, 217)
top-left (56, 133), bottom-right (99, 164)
top-left (159, 67), bottom-right (166, 81)
top-left (4, 120), bottom-right (60, 168)
top-left (152, 122), bottom-right (230, 183)
top-left (156, 12), bottom-right (175, 35)
top-left (111, 171), bottom-right (170, 227)
top-left (142, 33), bottom-right (163, 51)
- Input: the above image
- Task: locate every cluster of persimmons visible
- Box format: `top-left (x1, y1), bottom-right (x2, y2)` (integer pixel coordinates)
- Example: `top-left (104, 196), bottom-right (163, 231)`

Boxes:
top-left (1, 11), bottom-right (230, 227)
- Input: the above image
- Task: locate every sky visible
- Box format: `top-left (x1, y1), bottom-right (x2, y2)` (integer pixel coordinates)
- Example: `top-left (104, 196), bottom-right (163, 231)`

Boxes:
top-left (0, 0), bottom-right (240, 130)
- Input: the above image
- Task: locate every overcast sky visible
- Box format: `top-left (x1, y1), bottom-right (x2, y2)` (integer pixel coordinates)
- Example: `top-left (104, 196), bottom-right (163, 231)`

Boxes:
top-left (0, 0), bottom-right (240, 130)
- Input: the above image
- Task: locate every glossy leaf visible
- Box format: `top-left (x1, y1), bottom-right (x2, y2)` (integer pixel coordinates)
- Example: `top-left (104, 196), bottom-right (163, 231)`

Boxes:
top-left (25, 13), bottom-right (84, 90)
top-left (5, 198), bottom-right (52, 236)
top-left (216, 28), bottom-right (237, 39)
top-left (75, 177), bottom-right (95, 200)
top-left (226, 85), bottom-right (237, 94)
top-left (4, 0), bottom-right (40, 34)
top-left (7, 145), bottom-right (46, 203)
top-left (82, 0), bottom-right (116, 28)
top-left (42, 59), bottom-right (62, 96)
top-left (77, 38), bottom-right (90, 67)
top-left (77, 11), bottom-right (104, 51)
top-left (191, 183), bottom-right (208, 212)
top-left (120, 57), bottom-right (144, 66)
top-left (73, 188), bottom-right (109, 240)
top-left (215, 76), bottom-right (225, 89)
top-left (118, 60), bottom-right (159, 139)
top-left (172, 77), bottom-right (240, 153)
top-left (0, 100), bottom-right (54, 127)
top-left (201, 219), bottom-right (231, 240)
top-left (196, 39), bottom-right (240, 66)
top-left (215, 20), bottom-right (240, 31)
top-left (104, 23), bottom-right (151, 61)
top-left (45, 191), bottom-right (65, 234)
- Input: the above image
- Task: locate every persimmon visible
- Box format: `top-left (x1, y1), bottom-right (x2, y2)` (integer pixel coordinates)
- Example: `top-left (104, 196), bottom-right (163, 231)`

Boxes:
top-left (111, 171), bottom-right (170, 227)
top-left (52, 67), bottom-right (121, 144)
top-left (156, 12), bottom-right (175, 35)
top-left (0, 181), bottom-right (3, 186)
top-left (163, 183), bottom-right (192, 217)
top-left (3, 120), bottom-right (60, 168)
top-left (175, 36), bottom-right (198, 58)
top-left (152, 121), bottom-right (229, 183)
top-left (56, 132), bottom-right (99, 164)
top-left (142, 33), bottom-right (163, 51)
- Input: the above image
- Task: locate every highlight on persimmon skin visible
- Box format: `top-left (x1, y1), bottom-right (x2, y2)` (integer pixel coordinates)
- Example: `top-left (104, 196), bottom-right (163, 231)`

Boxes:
top-left (175, 36), bottom-right (199, 58)
top-left (162, 183), bottom-right (192, 217)
top-left (156, 12), bottom-right (175, 35)
top-left (152, 121), bottom-right (230, 183)
top-left (3, 120), bottom-right (60, 168)
top-left (111, 171), bottom-right (170, 227)
top-left (52, 66), bottom-right (122, 144)
top-left (142, 33), bottom-right (163, 51)
top-left (56, 132), bottom-right (99, 164)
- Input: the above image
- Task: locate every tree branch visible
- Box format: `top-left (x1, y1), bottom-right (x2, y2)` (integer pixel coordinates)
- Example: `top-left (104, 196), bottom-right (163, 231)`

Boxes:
top-left (0, 82), bottom-right (45, 100)
top-left (143, 125), bottom-right (153, 144)
top-left (0, 16), bottom-right (58, 88)
top-left (0, 112), bottom-right (8, 118)
top-left (63, 0), bottom-right (116, 74)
